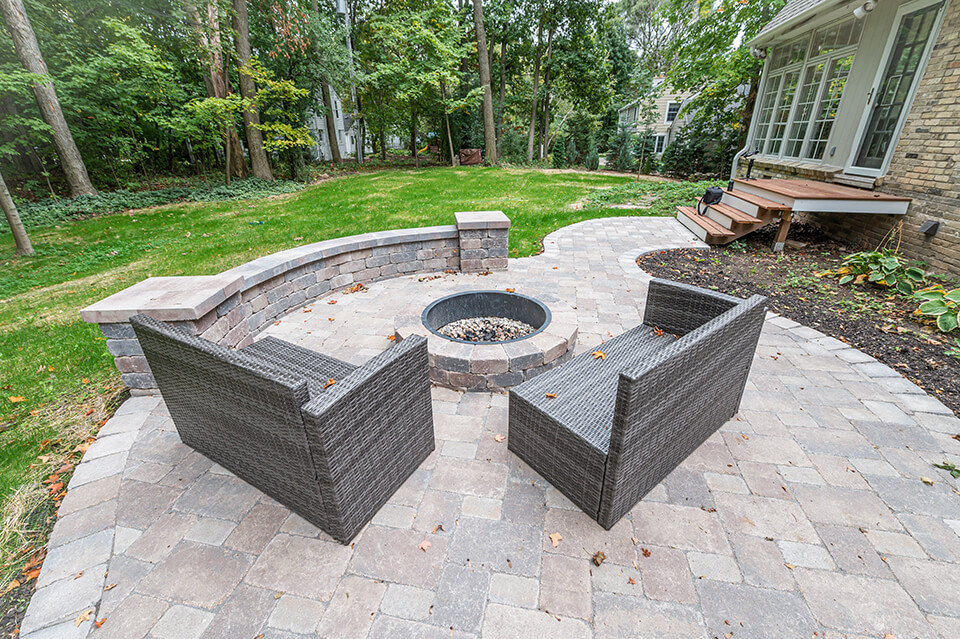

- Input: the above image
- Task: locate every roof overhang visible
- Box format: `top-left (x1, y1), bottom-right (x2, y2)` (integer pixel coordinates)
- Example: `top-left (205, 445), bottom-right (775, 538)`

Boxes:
top-left (749, 0), bottom-right (864, 47)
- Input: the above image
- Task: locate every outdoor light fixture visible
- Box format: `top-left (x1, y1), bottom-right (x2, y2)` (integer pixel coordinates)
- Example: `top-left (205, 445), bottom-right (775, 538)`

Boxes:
top-left (853, 0), bottom-right (877, 20)
top-left (919, 220), bottom-right (940, 236)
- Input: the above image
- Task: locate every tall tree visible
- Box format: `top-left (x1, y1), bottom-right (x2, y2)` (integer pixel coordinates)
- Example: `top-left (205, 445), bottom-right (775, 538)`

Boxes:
top-left (0, 0), bottom-right (95, 196)
top-left (0, 168), bottom-right (31, 255)
top-left (525, 14), bottom-right (543, 162)
top-left (232, 0), bottom-right (272, 180)
top-left (472, 0), bottom-right (497, 163)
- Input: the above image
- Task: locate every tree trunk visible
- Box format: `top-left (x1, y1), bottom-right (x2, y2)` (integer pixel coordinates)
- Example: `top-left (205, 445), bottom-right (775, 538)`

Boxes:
top-left (440, 81), bottom-right (457, 167)
top-left (0, 96), bottom-right (42, 174)
top-left (186, 1), bottom-right (247, 179)
top-left (410, 100), bottom-right (419, 168)
top-left (380, 127), bottom-right (386, 162)
top-left (0, 0), bottom-right (96, 196)
top-left (526, 19), bottom-right (543, 162)
top-left (0, 168), bottom-right (32, 255)
top-left (496, 40), bottom-right (507, 153)
top-left (472, 0), bottom-right (497, 164)
top-left (232, 0), bottom-right (272, 180)
top-left (321, 80), bottom-right (342, 163)
top-left (539, 27), bottom-right (554, 160)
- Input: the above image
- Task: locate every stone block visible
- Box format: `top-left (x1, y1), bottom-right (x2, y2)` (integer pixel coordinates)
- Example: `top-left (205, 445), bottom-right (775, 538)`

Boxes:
top-left (100, 322), bottom-right (135, 339)
top-left (107, 338), bottom-right (143, 357)
top-left (121, 372), bottom-right (157, 390)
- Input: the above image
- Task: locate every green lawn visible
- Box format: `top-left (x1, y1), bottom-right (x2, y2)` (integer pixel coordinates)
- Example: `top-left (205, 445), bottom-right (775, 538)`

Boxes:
top-left (0, 167), bottom-right (708, 510)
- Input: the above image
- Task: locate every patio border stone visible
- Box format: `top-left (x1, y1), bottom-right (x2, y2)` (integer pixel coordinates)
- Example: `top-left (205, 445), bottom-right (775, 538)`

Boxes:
top-left (79, 212), bottom-right (511, 393)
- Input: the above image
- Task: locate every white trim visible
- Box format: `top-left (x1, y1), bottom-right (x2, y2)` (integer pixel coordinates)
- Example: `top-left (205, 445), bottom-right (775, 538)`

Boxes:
top-left (845, 0), bottom-right (946, 177)
top-left (733, 181), bottom-right (910, 214)
top-left (654, 134), bottom-right (666, 154)
top-left (665, 101), bottom-right (681, 124)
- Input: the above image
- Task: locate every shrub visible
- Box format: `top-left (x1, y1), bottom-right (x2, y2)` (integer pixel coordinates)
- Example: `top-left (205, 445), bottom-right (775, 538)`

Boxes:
top-left (565, 137), bottom-right (578, 167)
top-left (823, 249), bottom-right (926, 295)
top-left (915, 285), bottom-right (960, 333)
top-left (585, 145), bottom-right (599, 171)
top-left (552, 136), bottom-right (566, 169)
top-left (3, 178), bottom-right (305, 231)
top-left (498, 127), bottom-right (527, 164)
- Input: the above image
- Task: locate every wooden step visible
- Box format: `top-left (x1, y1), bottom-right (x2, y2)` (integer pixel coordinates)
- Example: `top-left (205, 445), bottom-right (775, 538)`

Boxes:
top-left (723, 188), bottom-right (791, 212)
top-left (676, 206), bottom-right (736, 244)
top-left (696, 198), bottom-right (764, 228)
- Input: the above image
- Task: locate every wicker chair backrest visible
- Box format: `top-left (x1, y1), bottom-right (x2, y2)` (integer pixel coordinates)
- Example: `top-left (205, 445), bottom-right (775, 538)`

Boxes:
top-left (642, 278), bottom-right (745, 337)
top-left (129, 314), bottom-right (328, 529)
top-left (597, 293), bottom-right (767, 528)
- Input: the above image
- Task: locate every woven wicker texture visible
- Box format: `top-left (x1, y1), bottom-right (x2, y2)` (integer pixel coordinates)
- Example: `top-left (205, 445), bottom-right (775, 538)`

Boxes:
top-left (508, 280), bottom-right (766, 530)
top-left (130, 314), bottom-right (434, 544)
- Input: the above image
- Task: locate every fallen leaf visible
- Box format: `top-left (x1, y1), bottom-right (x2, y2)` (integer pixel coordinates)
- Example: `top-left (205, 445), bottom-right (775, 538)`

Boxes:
top-left (884, 634), bottom-right (895, 639)
top-left (952, 434), bottom-right (960, 442)
top-left (323, 379), bottom-right (336, 389)
top-left (8, 396), bottom-right (25, 403)
top-left (328, 299), bottom-right (337, 305)
top-left (387, 335), bottom-right (396, 341)
top-left (104, 583), bottom-right (117, 591)
top-left (81, 378), bottom-right (89, 384)
top-left (545, 393), bottom-right (557, 399)
top-left (641, 547), bottom-right (651, 558)
top-left (592, 551), bottom-right (606, 566)
top-left (431, 524), bottom-right (444, 534)
top-left (274, 592), bottom-right (284, 600)
top-left (95, 618), bottom-right (106, 628)
top-left (303, 309), bottom-right (312, 313)
top-left (920, 477), bottom-right (934, 485)
top-left (328, 317), bottom-right (335, 321)
top-left (75, 609), bottom-right (93, 627)
top-left (725, 633), bottom-right (733, 639)
top-left (30, 409), bottom-right (40, 416)
top-left (494, 434), bottom-right (506, 443)
top-left (784, 562), bottom-right (795, 569)
top-left (505, 288), bottom-right (516, 293)
top-left (418, 540), bottom-right (432, 552)
top-left (73, 571), bottom-right (83, 579)
top-left (1, 580), bottom-right (19, 595)
top-left (591, 350), bottom-right (606, 360)
top-left (549, 532), bottom-right (562, 548)
top-left (628, 577), bottom-right (636, 585)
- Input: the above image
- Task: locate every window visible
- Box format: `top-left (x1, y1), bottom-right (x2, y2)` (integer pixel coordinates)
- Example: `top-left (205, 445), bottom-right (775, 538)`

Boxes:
top-left (654, 135), bottom-right (666, 154)
top-left (753, 16), bottom-right (863, 161)
top-left (665, 102), bottom-right (680, 123)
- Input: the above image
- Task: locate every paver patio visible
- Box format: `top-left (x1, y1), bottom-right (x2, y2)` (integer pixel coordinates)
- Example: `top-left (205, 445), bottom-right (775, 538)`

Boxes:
top-left (24, 217), bottom-right (960, 638)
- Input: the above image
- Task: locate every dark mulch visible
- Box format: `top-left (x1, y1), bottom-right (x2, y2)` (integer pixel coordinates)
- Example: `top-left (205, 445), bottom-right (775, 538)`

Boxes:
top-left (637, 224), bottom-right (960, 417)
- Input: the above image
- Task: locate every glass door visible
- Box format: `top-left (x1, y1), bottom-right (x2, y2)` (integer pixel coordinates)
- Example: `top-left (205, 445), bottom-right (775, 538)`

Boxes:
top-left (848, 0), bottom-right (943, 176)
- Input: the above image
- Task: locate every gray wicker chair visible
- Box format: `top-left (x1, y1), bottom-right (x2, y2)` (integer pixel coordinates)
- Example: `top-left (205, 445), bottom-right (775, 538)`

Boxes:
top-left (508, 279), bottom-right (766, 529)
top-left (130, 314), bottom-right (434, 544)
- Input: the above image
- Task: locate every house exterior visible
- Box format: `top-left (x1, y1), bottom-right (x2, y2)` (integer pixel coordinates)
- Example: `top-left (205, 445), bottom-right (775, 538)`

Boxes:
top-left (743, 0), bottom-right (959, 275)
top-left (618, 79), bottom-right (696, 155)
top-left (308, 85), bottom-right (363, 162)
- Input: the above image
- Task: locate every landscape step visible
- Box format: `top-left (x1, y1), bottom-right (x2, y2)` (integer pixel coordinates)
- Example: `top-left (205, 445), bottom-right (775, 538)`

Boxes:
top-left (720, 188), bottom-right (791, 212)
top-left (676, 206), bottom-right (735, 244)
top-left (695, 198), bottom-right (764, 226)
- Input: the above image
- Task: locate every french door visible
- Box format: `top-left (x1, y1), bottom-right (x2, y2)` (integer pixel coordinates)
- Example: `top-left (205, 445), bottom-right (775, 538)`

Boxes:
top-left (847, 0), bottom-right (944, 176)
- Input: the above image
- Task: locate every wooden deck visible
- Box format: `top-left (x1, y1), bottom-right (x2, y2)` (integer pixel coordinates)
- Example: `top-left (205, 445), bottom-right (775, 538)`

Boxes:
top-left (732, 178), bottom-right (911, 215)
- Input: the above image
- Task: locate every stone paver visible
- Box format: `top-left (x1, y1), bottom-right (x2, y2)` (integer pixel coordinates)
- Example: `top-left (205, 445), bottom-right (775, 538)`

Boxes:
top-left (22, 217), bottom-right (960, 639)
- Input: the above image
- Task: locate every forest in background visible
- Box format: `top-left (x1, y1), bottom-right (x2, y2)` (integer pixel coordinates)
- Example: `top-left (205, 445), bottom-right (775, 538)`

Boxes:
top-left (0, 0), bottom-right (785, 211)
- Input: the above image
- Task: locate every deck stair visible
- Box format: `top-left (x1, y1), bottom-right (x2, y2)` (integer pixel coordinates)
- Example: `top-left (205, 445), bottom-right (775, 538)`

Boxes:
top-left (676, 178), bottom-right (911, 251)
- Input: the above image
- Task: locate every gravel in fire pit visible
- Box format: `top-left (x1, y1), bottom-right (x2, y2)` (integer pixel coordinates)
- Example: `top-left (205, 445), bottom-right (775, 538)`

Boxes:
top-left (439, 316), bottom-right (536, 342)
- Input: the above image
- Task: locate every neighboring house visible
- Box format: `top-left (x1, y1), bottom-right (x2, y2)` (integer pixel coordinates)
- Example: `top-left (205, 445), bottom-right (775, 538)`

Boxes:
top-left (618, 78), bottom-right (696, 155)
top-left (308, 85), bottom-right (362, 162)
top-left (739, 0), bottom-right (959, 275)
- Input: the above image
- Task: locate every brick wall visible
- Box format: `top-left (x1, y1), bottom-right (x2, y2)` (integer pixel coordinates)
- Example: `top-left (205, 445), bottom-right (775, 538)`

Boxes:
top-left (742, 4), bottom-right (960, 276)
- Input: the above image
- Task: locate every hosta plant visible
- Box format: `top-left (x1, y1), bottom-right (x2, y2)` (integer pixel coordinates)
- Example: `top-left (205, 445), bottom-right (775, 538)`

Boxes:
top-left (827, 249), bottom-right (926, 295)
top-left (915, 285), bottom-right (960, 333)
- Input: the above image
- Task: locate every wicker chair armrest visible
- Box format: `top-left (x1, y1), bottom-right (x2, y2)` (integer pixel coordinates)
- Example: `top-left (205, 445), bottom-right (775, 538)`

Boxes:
top-left (642, 278), bottom-right (747, 337)
top-left (242, 337), bottom-right (358, 392)
top-left (299, 336), bottom-right (434, 542)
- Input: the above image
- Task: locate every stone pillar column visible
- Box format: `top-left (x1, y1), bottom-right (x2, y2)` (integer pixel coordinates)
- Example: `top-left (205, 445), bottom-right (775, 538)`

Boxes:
top-left (455, 210), bottom-right (510, 273)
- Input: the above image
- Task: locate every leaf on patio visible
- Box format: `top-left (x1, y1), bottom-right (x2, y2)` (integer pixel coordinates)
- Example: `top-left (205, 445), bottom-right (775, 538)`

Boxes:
top-left (505, 288), bottom-right (515, 293)
top-left (592, 551), bottom-right (606, 567)
top-left (303, 309), bottom-right (312, 313)
top-left (274, 592), bottom-right (284, 600)
top-left (323, 379), bottom-right (336, 389)
top-left (641, 548), bottom-right (651, 558)
top-left (74, 571), bottom-right (83, 579)
top-left (628, 577), bottom-right (636, 585)
top-left (328, 317), bottom-right (335, 321)
top-left (549, 532), bottom-right (562, 548)
top-left (95, 618), bottom-right (106, 628)
top-left (104, 583), bottom-right (117, 591)
top-left (74, 609), bottom-right (93, 627)
top-left (545, 393), bottom-right (557, 399)
top-left (591, 351), bottom-right (606, 360)
top-left (387, 335), bottom-right (396, 341)
top-left (784, 563), bottom-right (795, 570)
top-left (418, 540), bottom-right (432, 552)
top-left (952, 434), bottom-right (960, 442)
top-left (494, 434), bottom-right (506, 443)
top-left (328, 299), bottom-right (337, 305)
top-left (431, 524), bottom-right (444, 534)
top-left (920, 477), bottom-right (935, 485)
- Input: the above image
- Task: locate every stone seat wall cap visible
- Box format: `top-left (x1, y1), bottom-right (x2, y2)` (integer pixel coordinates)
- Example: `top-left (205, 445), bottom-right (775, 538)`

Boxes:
top-left (454, 211), bottom-right (511, 230)
top-left (80, 274), bottom-right (242, 324)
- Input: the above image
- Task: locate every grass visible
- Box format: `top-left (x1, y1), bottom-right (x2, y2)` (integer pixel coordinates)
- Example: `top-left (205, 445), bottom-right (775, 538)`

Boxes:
top-left (0, 166), bottom-right (705, 577)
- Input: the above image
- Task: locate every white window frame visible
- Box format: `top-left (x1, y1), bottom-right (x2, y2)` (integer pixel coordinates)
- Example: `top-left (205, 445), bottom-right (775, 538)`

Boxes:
top-left (750, 16), bottom-right (864, 162)
top-left (654, 134), bottom-right (666, 154)
top-left (845, 0), bottom-right (946, 177)
top-left (665, 102), bottom-right (680, 124)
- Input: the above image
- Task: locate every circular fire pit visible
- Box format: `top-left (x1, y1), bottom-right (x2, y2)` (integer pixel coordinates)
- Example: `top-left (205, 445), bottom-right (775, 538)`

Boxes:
top-left (395, 290), bottom-right (577, 391)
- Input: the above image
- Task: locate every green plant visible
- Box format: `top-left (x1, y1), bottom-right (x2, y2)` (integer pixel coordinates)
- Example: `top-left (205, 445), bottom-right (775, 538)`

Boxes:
top-left (914, 284), bottom-right (960, 333)
top-left (825, 249), bottom-right (926, 295)
top-left (585, 145), bottom-right (600, 171)
top-left (945, 338), bottom-right (960, 359)
top-left (552, 136), bottom-right (566, 169)
top-left (726, 240), bottom-right (747, 253)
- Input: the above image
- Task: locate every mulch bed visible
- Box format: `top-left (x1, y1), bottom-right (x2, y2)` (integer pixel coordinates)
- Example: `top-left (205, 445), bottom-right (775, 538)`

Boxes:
top-left (637, 224), bottom-right (960, 417)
